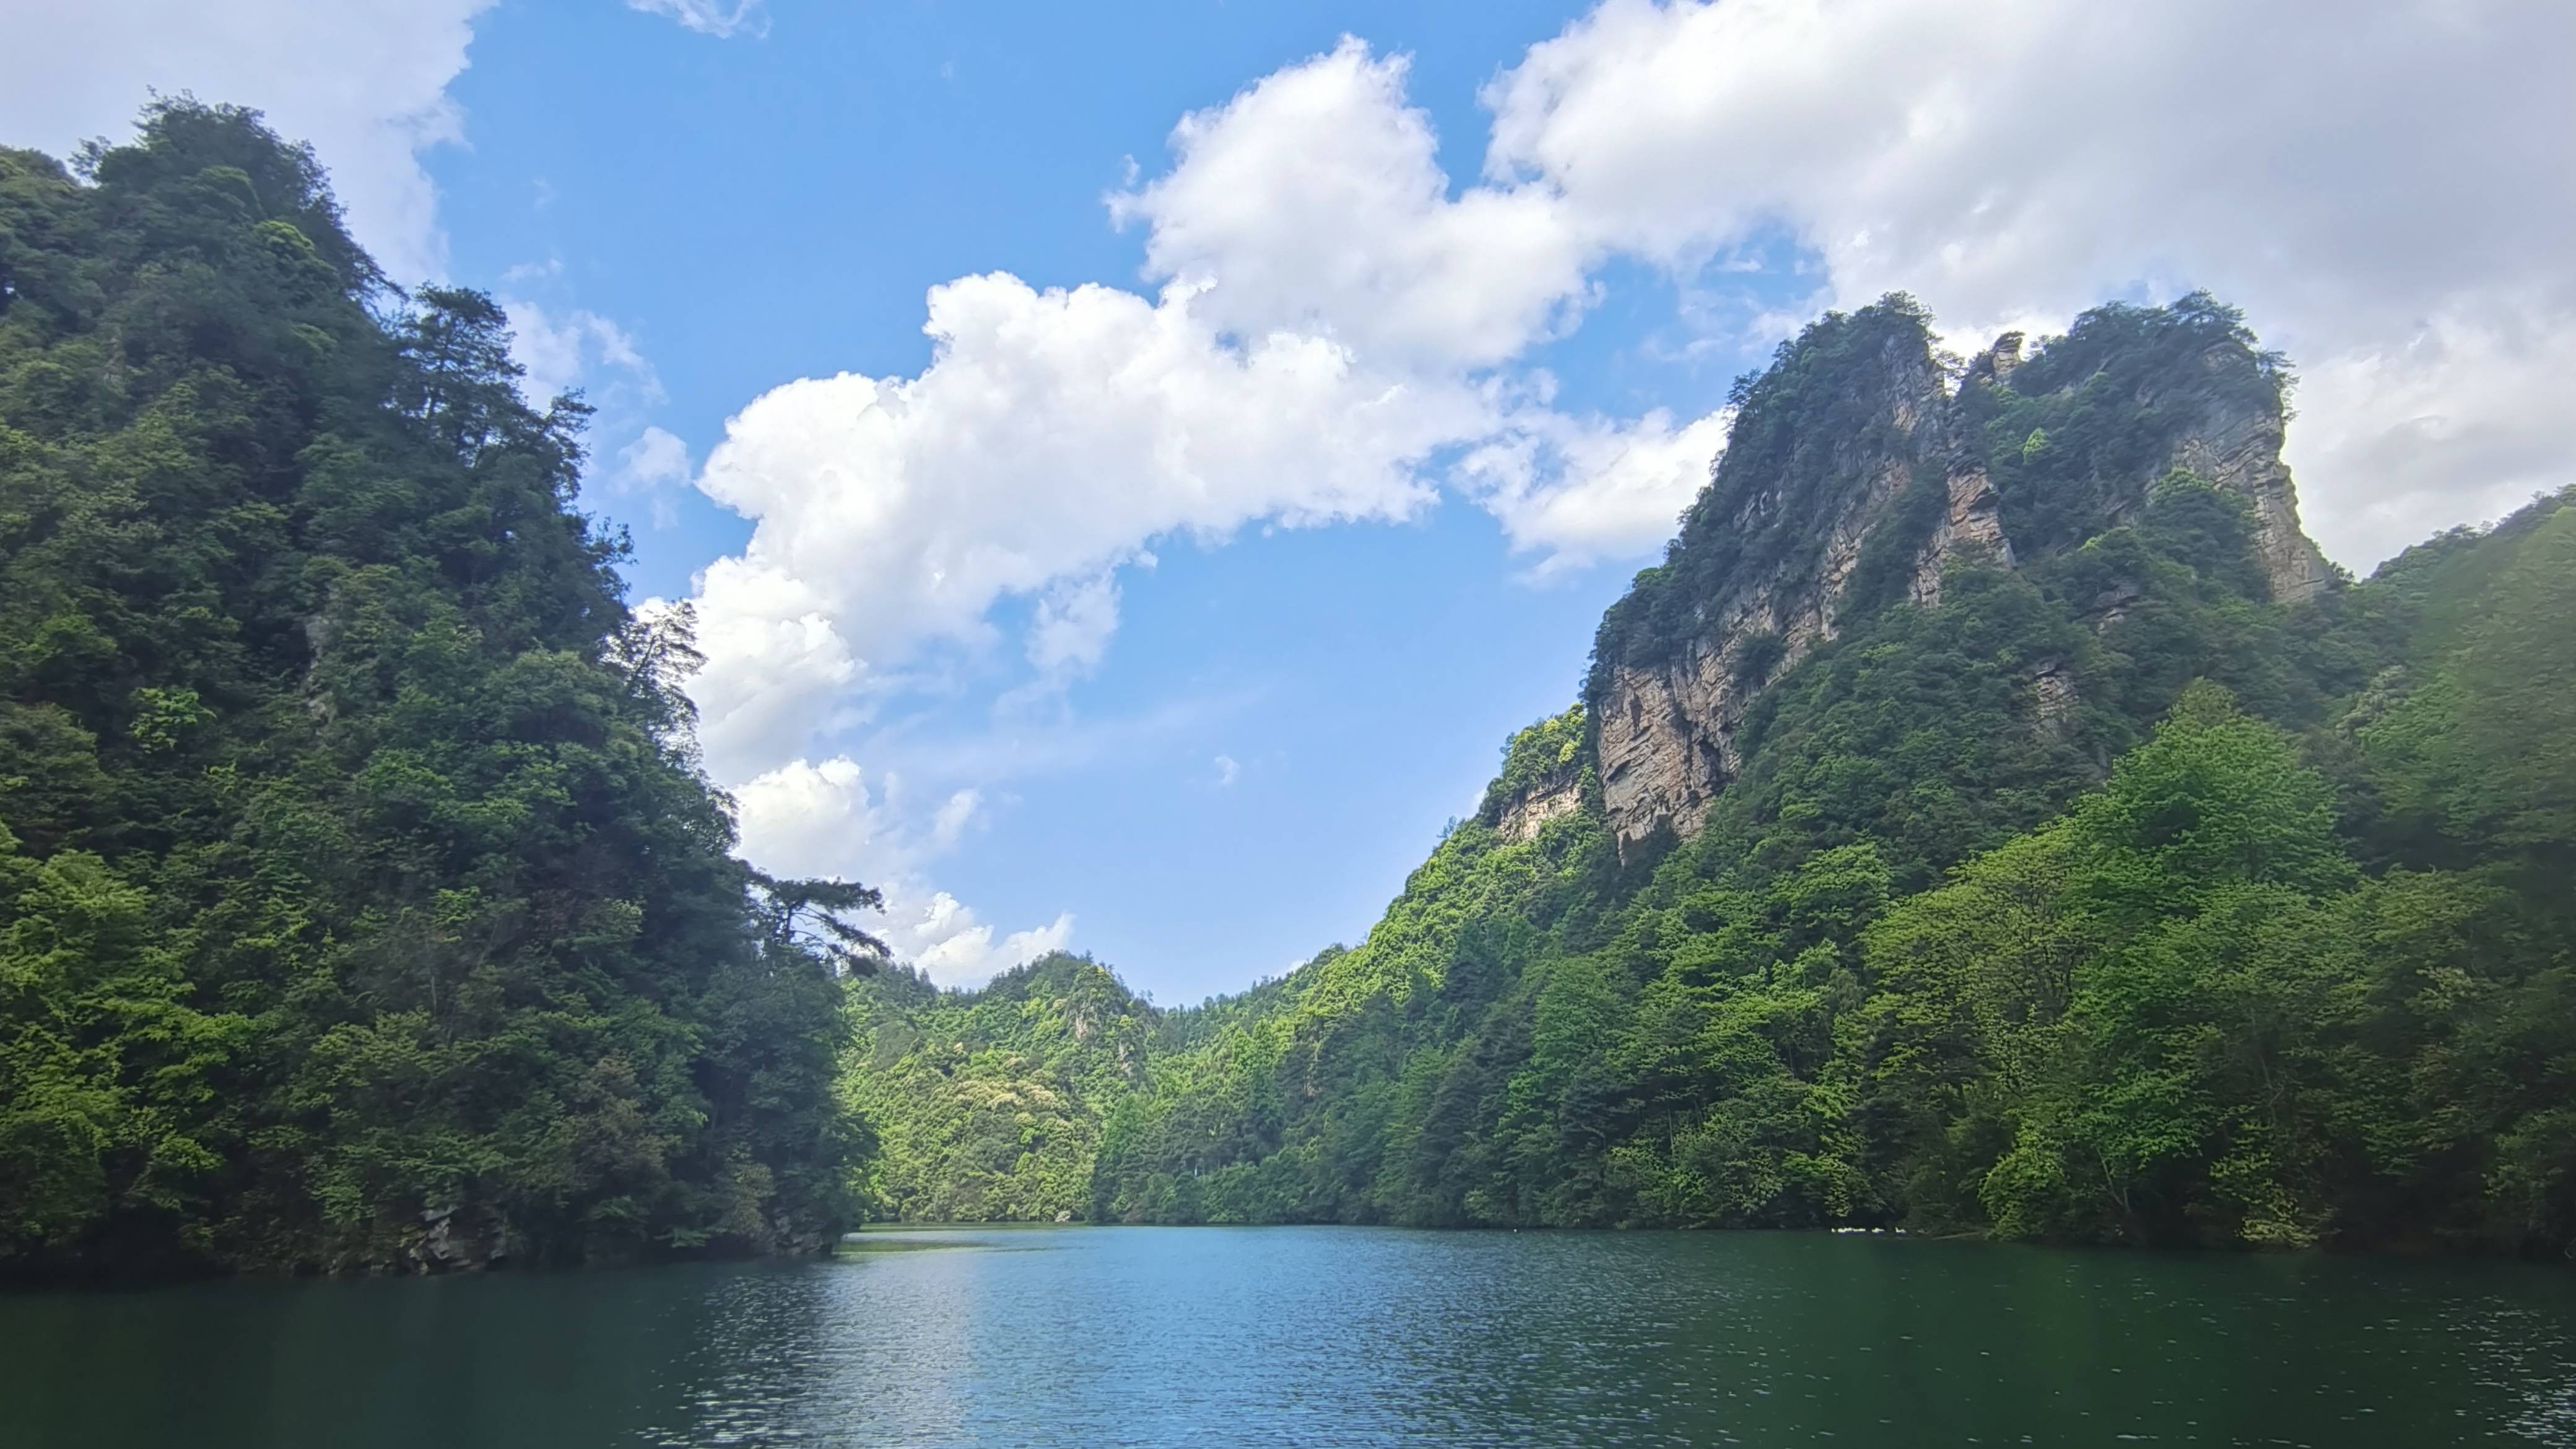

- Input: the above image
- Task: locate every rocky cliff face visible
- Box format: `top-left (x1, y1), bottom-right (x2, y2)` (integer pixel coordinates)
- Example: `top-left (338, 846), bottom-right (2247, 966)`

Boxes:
top-left (1592, 305), bottom-right (1981, 859)
top-left (2156, 370), bottom-right (2333, 602)
top-left (1494, 773), bottom-right (1584, 842)
top-left (1585, 297), bottom-right (2332, 860)
top-left (1907, 461), bottom-right (2013, 608)
top-left (1592, 495), bottom-right (1891, 858)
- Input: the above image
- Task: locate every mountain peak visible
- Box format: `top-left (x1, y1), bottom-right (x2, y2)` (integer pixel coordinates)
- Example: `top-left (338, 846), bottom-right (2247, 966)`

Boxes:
top-left (1585, 292), bottom-right (2330, 859)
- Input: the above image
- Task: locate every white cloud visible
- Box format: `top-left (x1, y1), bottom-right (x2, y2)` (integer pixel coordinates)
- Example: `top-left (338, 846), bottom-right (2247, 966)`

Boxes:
top-left (674, 4), bottom-right (2576, 972)
top-left (895, 895), bottom-right (1075, 988)
top-left (929, 789), bottom-right (983, 850)
top-left (627, 0), bottom-right (769, 40)
top-left (678, 40), bottom-right (1722, 792)
top-left (731, 757), bottom-right (896, 882)
top-left (0, 0), bottom-right (492, 285)
top-left (731, 758), bottom-right (1064, 986)
top-left (1479, 0), bottom-right (2576, 565)
top-left (1027, 573), bottom-right (1123, 685)
top-left (684, 266), bottom-right (1485, 777)
top-left (613, 425), bottom-right (694, 527)
top-left (2289, 298), bottom-right (2576, 556)
top-left (687, 562), bottom-right (863, 777)
top-left (1464, 406), bottom-right (1735, 572)
top-left (1213, 754), bottom-right (1240, 787)
top-left (1112, 38), bottom-right (1591, 372)
top-left (505, 298), bottom-right (663, 408)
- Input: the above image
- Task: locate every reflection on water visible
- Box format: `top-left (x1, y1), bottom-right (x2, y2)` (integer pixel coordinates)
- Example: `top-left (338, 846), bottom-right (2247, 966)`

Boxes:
top-left (2, 1228), bottom-right (2570, 1448)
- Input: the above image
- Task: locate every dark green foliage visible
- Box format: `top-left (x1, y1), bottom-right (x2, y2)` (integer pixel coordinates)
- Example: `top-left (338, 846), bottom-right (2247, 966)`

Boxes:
top-left (1070, 485), bottom-right (2574, 1251)
top-left (1837, 459), bottom-right (1952, 620)
top-left (0, 102), bottom-right (871, 1274)
top-left (1971, 292), bottom-right (2287, 556)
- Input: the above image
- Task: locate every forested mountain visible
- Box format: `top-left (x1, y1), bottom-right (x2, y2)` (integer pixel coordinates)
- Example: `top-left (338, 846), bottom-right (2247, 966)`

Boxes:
top-left (8, 106), bottom-right (2564, 1271)
top-left (0, 104), bottom-right (874, 1275)
top-left (860, 297), bottom-right (2574, 1256)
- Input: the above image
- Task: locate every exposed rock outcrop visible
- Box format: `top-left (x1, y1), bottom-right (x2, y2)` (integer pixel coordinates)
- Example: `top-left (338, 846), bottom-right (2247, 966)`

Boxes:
top-left (1909, 461), bottom-right (2013, 607)
top-left (2031, 658), bottom-right (2078, 733)
top-left (2156, 365), bottom-right (2333, 601)
top-left (1479, 705), bottom-right (1590, 844)
top-left (1585, 299), bottom-right (2334, 860)
top-left (1595, 321), bottom-right (1938, 859)
top-left (1495, 773), bottom-right (1583, 842)
top-left (1593, 510), bottom-right (1881, 859)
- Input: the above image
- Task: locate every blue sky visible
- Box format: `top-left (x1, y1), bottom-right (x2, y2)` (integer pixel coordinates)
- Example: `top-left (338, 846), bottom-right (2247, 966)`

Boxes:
top-left (12, 0), bottom-right (2570, 1001)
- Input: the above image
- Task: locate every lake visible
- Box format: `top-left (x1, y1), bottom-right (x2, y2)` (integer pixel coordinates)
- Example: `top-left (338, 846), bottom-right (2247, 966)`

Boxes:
top-left (2, 1227), bottom-right (2570, 1447)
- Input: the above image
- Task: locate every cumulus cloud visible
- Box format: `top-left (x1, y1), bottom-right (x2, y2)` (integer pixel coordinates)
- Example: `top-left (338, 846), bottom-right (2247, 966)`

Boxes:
top-left (679, 40), bottom-right (1718, 785)
top-left (1112, 38), bottom-right (1592, 371)
top-left (684, 266), bottom-right (1486, 776)
top-left (731, 756), bottom-right (895, 882)
top-left (627, 0), bottom-right (769, 40)
top-left (687, 562), bottom-right (864, 777)
top-left (0, 0), bottom-right (491, 285)
top-left (1213, 754), bottom-right (1240, 787)
top-left (1464, 406), bottom-right (1736, 572)
top-left (1480, 0), bottom-right (2576, 565)
top-left (894, 896), bottom-right (1075, 987)
top-left (730, 758), bottom-right (1065, 985)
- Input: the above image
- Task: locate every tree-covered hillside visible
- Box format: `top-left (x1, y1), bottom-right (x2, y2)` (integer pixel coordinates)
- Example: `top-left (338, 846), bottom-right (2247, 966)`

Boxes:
top-left (856, 300), bottom-right (2574, 1256)
top-left (0, 103), bottom-right (874, 1275)
top-left (846, 954), bottom-right (1154, 1222)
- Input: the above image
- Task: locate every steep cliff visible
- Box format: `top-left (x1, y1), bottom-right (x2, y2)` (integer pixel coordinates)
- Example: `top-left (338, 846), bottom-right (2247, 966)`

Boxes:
top-left (1584, 294), bottom-right (2333, 858)
top-left (1586, 300), bottom-right (1949, 859)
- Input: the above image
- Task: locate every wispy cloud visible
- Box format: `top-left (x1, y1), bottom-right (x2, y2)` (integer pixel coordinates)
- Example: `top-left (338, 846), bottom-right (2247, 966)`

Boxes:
top-left (626, 0), bottom-right (767, 40)
top-left (861, 688), bottom-right (1263, 791)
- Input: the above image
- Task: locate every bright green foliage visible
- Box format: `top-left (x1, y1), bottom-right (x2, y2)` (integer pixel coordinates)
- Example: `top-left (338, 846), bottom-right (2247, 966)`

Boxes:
top-left (1476, 705), bottom-right (1586, 826)
top-left (846, 955), bottom-right (1152, 1222)
top-left (0, 822), bottom-right (244, 1250)
top-left (0, 103), bottom-right (871, 1274)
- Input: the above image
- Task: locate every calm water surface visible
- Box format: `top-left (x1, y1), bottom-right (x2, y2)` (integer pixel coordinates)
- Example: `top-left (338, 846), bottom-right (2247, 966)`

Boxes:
top-left (3, 1227), bottom-right (2570, 1448)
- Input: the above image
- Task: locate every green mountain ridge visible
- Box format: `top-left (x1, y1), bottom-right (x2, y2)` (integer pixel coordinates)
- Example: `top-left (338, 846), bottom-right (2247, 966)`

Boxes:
top-left (854, 299), bottom-right (2576, 1256)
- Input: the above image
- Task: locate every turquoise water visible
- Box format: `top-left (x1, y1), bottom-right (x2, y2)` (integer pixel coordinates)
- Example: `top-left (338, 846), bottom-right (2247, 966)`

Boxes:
top-left (2, 1227), bottom-right (2570, 1447)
